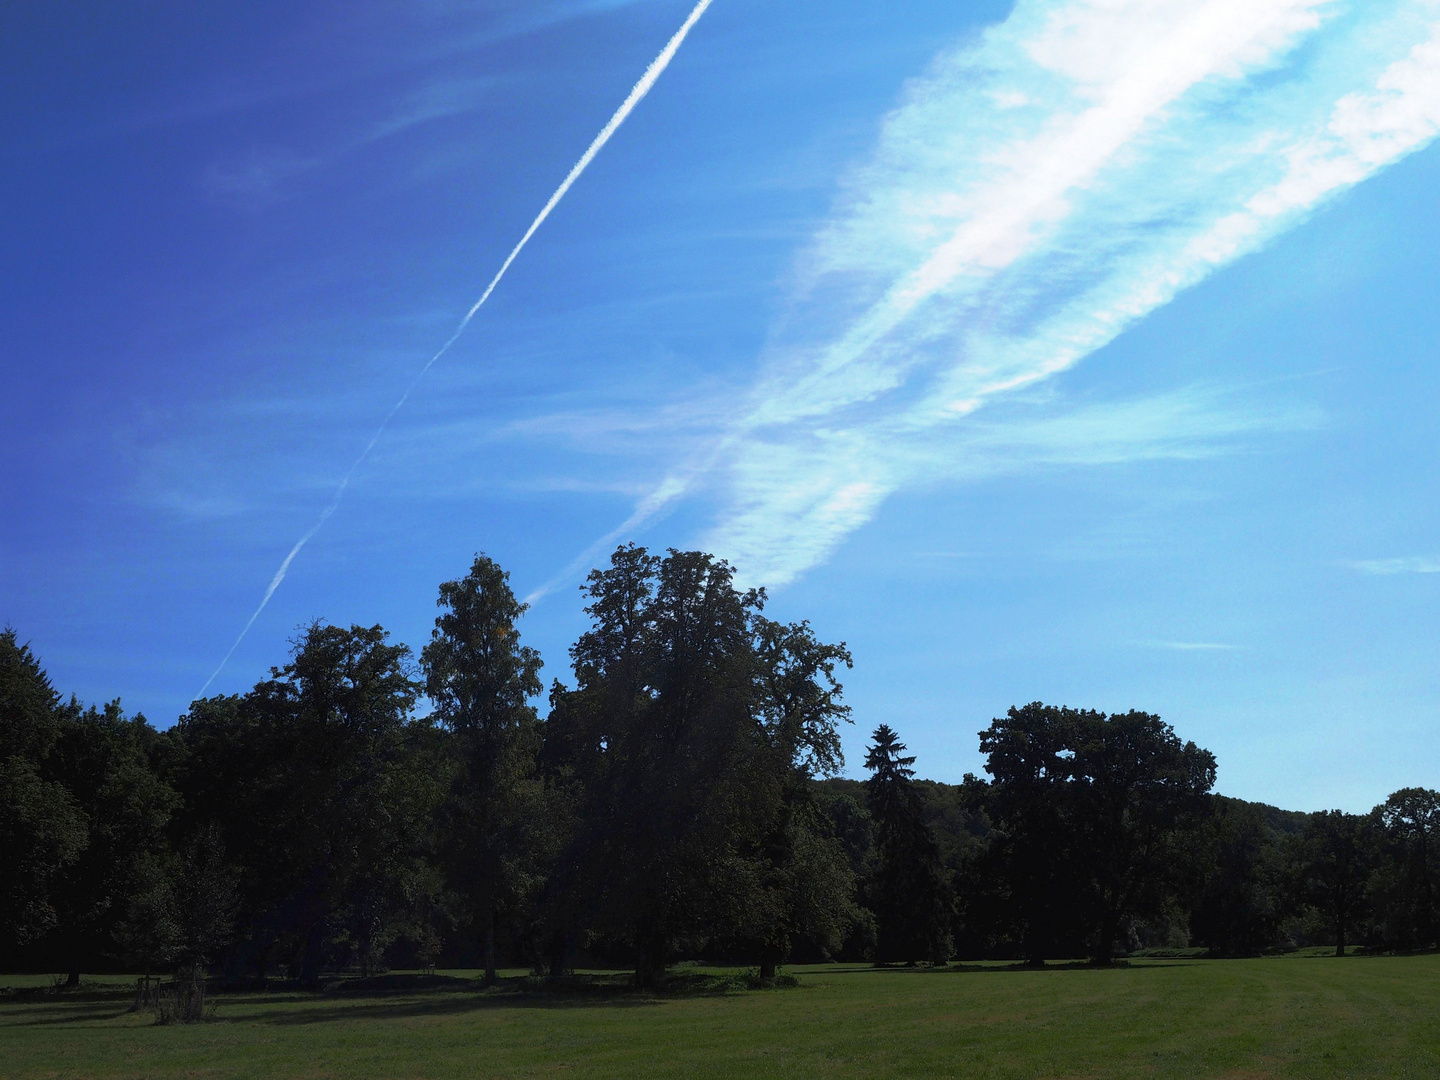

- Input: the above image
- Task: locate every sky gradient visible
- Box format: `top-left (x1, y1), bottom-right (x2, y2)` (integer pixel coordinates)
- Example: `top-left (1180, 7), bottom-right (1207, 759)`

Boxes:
top-left (4, 0), bottom-right (1439, 811)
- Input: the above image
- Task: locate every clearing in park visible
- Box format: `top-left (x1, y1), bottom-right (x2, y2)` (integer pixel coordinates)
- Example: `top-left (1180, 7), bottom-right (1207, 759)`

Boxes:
top-left (3, 954), bottom-right (1439, 1080)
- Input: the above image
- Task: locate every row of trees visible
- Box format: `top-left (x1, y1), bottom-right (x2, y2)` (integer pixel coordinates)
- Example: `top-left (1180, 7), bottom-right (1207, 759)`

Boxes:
top-left (3, 546), bottom-right (1438, 985)
top-left (895, 710), bottom-right (1440, 963)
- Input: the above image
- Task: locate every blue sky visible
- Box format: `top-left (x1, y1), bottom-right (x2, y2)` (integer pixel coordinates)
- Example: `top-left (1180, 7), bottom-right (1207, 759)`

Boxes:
top-left (4, 0), bottom-right (1439, 811)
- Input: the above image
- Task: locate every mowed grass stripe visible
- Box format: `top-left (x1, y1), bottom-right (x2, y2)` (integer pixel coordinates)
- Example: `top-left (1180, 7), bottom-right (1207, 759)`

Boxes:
top-left (3, 956), bottom-right (1439, 1079)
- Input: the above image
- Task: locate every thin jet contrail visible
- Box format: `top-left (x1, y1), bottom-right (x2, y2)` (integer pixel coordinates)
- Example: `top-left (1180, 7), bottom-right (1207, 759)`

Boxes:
top-left (197, 0), bottom-right (716, 700)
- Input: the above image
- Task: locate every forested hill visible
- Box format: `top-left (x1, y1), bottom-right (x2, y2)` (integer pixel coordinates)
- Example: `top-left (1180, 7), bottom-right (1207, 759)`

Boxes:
top-left (824, 777), bottom-right (1311, 858)
top-left (4, 547), bottom-right (1436, 987)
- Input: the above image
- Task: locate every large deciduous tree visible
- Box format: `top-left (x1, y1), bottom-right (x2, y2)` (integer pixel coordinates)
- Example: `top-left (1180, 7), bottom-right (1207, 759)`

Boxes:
top-left (47, 700), bottom-right (178, 987)
top-left (1299, 809), bottom-right (1374, 957)
top-left (740, 617), bottom-right (857, 976)
top-left (421, 555), bottom-right (545, 985)
top-left (978, 703), bottom-right (1086, 964)
top-left (979, 703), bottom-right (1215, 964)
top-left (566, 547), bottom-right (761, 986)
top-left (1189, 797), bottom-right (1287, 956)
top-left (1371, 788), bottom-right (1439, 950)
top-left (1067, 710), bottom-right (1215, 964)
top-left (551, 546), bottom-right (858, 986)
top-left (178, 622), bottom-right (433, 984)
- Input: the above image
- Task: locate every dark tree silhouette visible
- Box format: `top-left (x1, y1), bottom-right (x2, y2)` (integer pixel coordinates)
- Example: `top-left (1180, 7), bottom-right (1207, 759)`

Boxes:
top-left (8, 551), bottom-right (1438, 981)
top-left (176, 623), bottom-right (432, 985)
top-left (1300, 810), bottom-right (1374, 957)
top-left (47, 701), bottom-right (177, 987)
top-left (559, 547), bottom-right (766, 986)
top-left (0, 630), bottom-right (86, 952)
top-left (1372, 788), bottom-right (1439, 950)
top-left (863, 725), bottom-right (953, 965)
top-left (978, 703), bottom-right (1085, 965)
top-left (1068, 710), bottom-right (1215, 964)
top-left (422, 555), bottom-right (545, 985)
top-left (743, 617), bottom-right (856, 977)
top-left (1190, 798), bottom-right (1287, 956)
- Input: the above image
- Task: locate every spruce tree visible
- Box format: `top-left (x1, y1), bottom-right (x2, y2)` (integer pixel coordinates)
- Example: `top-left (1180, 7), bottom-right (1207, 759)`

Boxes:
top-left (863, 724), bottom-right (953, 964)
top-left (0, 630), bottom-right (86, 952)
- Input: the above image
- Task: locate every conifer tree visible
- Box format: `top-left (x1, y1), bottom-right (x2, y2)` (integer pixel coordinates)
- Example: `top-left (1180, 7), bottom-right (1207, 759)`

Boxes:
top-left (0, 630), bottom-right (86, 952)
top-left (863, 725), bottom-right (953, 964)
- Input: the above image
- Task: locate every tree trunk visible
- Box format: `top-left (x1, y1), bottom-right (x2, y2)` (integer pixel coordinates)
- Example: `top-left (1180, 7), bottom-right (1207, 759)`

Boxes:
top-left (634, 927), bottom-right (663, 989)
top-left (64, 968), bottom-right (80, 990)
top-left (634, 945), bottom-right (653, 989)
top-left (1022, 933), bottom-right (1046, 967)
top-left (547, 930), bottom-right (572, 980)
top-left (636, 957), bottom-right (662, 988)
top-left (1094, 906), bottom-right (1118, 966)
top-left (483, 905), bottom-right (497, 986)
top-left (300, 922), bottom-right (324, 986)
top-left (759, 953), bottom-right (777, 980)
top-left (1335, 899), bottom-right (1347, 958)
top-left (1420, 832), bottom-right (1434, 947)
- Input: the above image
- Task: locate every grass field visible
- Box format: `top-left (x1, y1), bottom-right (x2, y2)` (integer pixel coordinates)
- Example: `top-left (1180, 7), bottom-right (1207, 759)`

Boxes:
top-left (4, 955), bottom-right (1439, 1079)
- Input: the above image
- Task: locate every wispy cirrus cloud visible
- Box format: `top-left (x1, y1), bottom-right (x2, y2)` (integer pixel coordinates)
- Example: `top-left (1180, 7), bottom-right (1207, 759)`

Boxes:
top-left (1353, 556), bottom-right (1440, 574)
top-left (203, 149), bottom-right (321, 206)
top-left (607, 0), bottom-right (1440, 587)
top-left (1142, 640), bottom-right (1240, 651)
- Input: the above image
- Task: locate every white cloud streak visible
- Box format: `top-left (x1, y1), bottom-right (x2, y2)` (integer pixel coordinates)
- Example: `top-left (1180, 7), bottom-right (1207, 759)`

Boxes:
top-left (196, 0), bottom-right (715, 699)
top-left (1353, 556), bottom-right (1440, 574)
top-left (598, 0), bottom-right (1440, 588)
top-left (1144, 640), bottom-right (1239, 651)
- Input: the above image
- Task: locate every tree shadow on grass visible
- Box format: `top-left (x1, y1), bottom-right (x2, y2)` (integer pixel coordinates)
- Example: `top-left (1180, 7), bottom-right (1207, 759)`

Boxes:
top-left (249, 992), bottom-right (663, 1026)
top-left (950, 960), bottom-right (1191, 972)
top-left (1, 982), bottom-right (139, 1026)
top-left (3, 987), bottom-right (650, 1029)
top-left (0, 972), bottom-right (746, 1027)
top-left (2, 985), bottom-right (134, 1004)
top-left (3, 1002), bottom-right (135, 1026)
top-left (247, 972), bottom-right (794, 1026)
top-left (814, 960), bottom-right (1190, 976)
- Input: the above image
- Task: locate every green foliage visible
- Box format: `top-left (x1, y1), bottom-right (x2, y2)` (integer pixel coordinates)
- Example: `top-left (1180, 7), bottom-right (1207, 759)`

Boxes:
top-left (173, 623), bottom-right (436, 983)
top-left (1296, 809), bottom-right (1376, 957)
top-left (6, 551), bottom-right (1440, 989)
top-left (46, 701), bottom-right (179, 983)
top-left (1068, 709), bottom-right (1216, 963)
top-left (0, 756), bottom-right (87, 947)
top-left (0, 628), bottom-right (63, 761)
top-left (550, 546), bottom-right (859, 984)
top-left (556, 547), bottom-right (773, 984)
top-left (0, 630), bottom-right (87, 949)
top-left (977, 703), bottom-right (1216, 963)
top-left (1189, 797), bottom-right (1289, 955)
top-left (977, 703), bottom-right (1093, 962)
top-left (862, 725), bottom-right (953, 964)
top-left (421, 555), bottom-right (547, 983)
top-left (1369, 788), bottom-right (1440, 950)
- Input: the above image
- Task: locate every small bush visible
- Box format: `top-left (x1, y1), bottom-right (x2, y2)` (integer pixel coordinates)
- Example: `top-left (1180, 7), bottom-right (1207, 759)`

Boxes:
top-left (750, 972), bottom-right (800, 989)
top-left (131, 975), bottom-right (162, 1013)
top-left (152, 969), bottom-right (215, 1025)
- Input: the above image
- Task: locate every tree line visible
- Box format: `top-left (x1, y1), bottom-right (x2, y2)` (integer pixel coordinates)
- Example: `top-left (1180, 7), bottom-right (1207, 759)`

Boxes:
top-left (3, 546), bottom-right (1437, 987)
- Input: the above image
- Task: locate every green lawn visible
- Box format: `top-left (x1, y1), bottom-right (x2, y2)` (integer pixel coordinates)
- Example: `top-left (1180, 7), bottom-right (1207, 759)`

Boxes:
top-left (4, 956), bottom-right (1439, 1079)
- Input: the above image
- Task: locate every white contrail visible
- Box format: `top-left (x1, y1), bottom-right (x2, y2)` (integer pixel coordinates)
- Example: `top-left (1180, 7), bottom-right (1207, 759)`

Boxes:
top-left (196, 0), bottom-right (716, 700)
